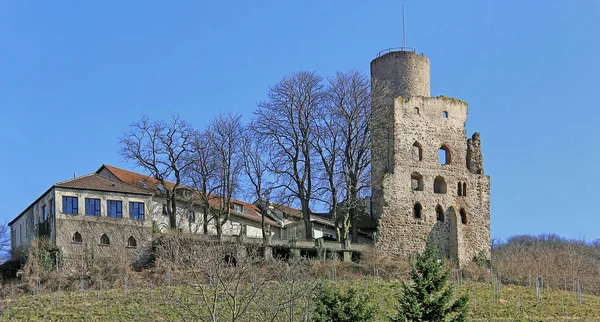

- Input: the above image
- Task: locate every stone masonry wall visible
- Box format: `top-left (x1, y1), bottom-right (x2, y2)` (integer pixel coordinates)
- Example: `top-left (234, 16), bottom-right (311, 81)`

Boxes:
top-left (370, 51), bottom-right (430, 100)
top-left (372, 95), bottom-right (490, 266)
top-left (54, 188), bottom-right (153, 261)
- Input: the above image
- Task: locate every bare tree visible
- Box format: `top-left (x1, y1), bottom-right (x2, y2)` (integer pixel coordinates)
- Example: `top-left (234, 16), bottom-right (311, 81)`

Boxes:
top-left (313, 93), bottom-right (344, 240)
top-left (186, 128), bottom-right (220, 235)
top-left (119, 115), bottom-right (195, 230)
top-left (0, 223), bottom-right (10, 263)
top-left (207, 113), bottom-right (244, 239)
top-left (329, 71), bottom-right (374, 242)
top-left (241, 126), bottom-right (271, 241)
top-left (254, 71), bottom-right (324, 240)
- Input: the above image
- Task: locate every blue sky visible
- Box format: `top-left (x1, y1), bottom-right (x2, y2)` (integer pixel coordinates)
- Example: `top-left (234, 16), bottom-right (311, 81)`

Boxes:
top-left (1, 1), bottom-right (599, 241)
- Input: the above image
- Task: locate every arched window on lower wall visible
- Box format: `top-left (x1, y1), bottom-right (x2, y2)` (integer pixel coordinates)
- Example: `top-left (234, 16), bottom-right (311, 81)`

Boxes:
top-left (127, 236), bottom-right (137, 248)
top-left (460, 208), bottom-right (468, 225)
top-left (100, 233), bottom-right (110, 245)
top-left (436, 204), bottom-right (445, 222)
top-left (411, 172), bottom-right (423, 191)
top-left (72, 232), bottom-right (82, 244)
top-left (413, 202), bottom-right (423, 219)
top-left (434, 176), bottom-right (447, 194)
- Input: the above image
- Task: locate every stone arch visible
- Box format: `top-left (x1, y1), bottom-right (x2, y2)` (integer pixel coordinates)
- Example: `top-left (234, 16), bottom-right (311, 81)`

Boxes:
top-left (127, 236), bottom-right (137, 247)
top-left (436, 204), bottom-right (445, 222)
top-left (100, 233), bottom-right (110, 245)
top-left (460, 208), bottom-right (468, 225)
top-left (438, 145), bottom-right (451, 165)
top-left (413, 202), bottom-right (423, 219)
top-left (72, 232), bottom-right (82, 243)
top-left (412, 142), bottom-right (423, 161)
top-left (446, 206), bottom-right (460, 263)
top-left (411, 172), bottom-right (423, 191)
top-left (433, 176), bottom-right (447, 194)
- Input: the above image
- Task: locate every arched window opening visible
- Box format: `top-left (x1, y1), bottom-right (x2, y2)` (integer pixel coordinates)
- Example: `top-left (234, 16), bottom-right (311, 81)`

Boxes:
top-left (100, 233), bottom-right (110, 245)
top-left (413, 202), bottom-right (423, 219)
top-left (411, 172), bottom-right (423, 191)
top-left (463, 182), bottom-right (467, 196)
top-left (434, 176), bottom-right (447, 194)
top-left (460, 209), bottom-right (468, 225)
top-left (414, 107), bottom-right (420, 115)
top-left (412, 142), bottom-right (423, 161)
top-left (127, 236), bottom-right (137, 248)
top-left (457, 182), bottom-right (462, 196)
top-left (438, 145), bottom-right (451, 165)
top-left (442, 111), bottom-right (448, 118)
top-left (436, 205), bottom-right (445, 222)
top-left (72, 232), bottom-right (82, 244)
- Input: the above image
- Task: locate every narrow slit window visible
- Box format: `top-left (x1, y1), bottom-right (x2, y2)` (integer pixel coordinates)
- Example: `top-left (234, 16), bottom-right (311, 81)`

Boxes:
top-left (413, 202), bottom-right (423, 219)
top-left (463, 182), bottom-right (467, 196)
top-left (436, 205), bottom-right (445, 222)
top-left (460, 209), bottom-right (468, 225)
top-left (442, 111), bottom-right (448, 118)
top-left (412, 142), bottom-right (423, 161)
top-left (457, 182), bottom-right (462, 196)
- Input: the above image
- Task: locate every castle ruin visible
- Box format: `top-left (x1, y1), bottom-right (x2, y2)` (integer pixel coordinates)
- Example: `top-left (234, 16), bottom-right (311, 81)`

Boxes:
top-left (370, 49), bottom-right (491, 266)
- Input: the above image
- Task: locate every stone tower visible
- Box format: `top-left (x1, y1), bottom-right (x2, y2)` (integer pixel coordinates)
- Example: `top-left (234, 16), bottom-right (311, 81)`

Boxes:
top-left (370, 49), bottom-right (490, 266)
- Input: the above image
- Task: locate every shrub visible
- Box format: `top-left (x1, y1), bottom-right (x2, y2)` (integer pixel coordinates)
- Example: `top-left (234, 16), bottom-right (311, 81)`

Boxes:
top-left (473, 250), bottom-right (492, 269)
top-left (313, 281), bottom-right (377, 322)
top-left (391, 240), bottom-right (469, 322)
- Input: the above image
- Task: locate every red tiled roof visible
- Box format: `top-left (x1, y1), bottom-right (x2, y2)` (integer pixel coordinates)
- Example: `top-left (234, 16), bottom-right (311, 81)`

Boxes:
top-left (97, 164), bottom-right (280, 227)
top-left (55, 174), bottom-right (152, 195)
top-left (271, 202), bottom-right (303, 218)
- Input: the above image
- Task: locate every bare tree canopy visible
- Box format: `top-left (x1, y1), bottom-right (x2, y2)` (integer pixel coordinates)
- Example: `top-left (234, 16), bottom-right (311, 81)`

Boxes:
top-left (241, 125), bottom-right (271, 241)
top-left (254, 71), bottom-right (324, 240)
top-left (206, 112), bottom-right (244, 239)
top-left (185, 128), bottom-right (219, 235)
top-left (119, 115), bottom-right (195, 229)
top-left (328, 71), bottom-right (373, 241)
top-left (0, 223), bottom-right (9, 263)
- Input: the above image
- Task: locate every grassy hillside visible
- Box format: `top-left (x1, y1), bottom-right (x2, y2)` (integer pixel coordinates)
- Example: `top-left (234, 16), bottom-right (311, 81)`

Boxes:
top-left (2, 280), bottom-right (600, 321)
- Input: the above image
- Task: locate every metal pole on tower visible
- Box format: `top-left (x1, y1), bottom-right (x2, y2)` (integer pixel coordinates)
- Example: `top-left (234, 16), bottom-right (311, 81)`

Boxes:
top-left (402, 5), bottom-right (406, 49)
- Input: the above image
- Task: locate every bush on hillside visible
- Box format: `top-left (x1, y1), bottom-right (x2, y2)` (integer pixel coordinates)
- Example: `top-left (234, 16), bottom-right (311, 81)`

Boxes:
top-left (391, 239), bottom-right (469, 322)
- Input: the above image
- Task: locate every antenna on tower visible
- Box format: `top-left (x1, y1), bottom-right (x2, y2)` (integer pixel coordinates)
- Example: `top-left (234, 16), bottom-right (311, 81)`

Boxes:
top-left (402, 4), bottom-right (407, 49)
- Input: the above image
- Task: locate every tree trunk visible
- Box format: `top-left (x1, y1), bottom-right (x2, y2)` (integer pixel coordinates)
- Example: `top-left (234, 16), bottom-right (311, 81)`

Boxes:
top-left (349, 207), bottom-right (358, 242)
top-left (203, 205), bottom-right (209, 235)
top-left (216, 218), bottom-right (223, 240)
top-left (301, 199), bottom-right (313, 240)
top-left (169, 195), bottom-right (177, 229)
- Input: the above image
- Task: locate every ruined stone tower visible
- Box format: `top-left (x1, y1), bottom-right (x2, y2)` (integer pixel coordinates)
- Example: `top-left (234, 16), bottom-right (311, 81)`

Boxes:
top-left (370, 49), bottom-right (490, 266)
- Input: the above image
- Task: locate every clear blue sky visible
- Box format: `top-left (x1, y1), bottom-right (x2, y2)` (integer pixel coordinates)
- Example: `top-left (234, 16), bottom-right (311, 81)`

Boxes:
top-left (1, 1), bottom-right (599, 242)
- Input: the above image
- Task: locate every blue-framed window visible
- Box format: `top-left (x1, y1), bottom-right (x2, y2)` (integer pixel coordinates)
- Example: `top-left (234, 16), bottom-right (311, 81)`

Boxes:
top-left (42, 205), bottom-right (47, 221)
top-left (129, 202), bottom-right (145, 220)
top-left (107, 200), bottom-right (122, 218)
top-left (85, 198), bottom-right (101, 216)
top-left (62, 196), bottom-right (78, 215)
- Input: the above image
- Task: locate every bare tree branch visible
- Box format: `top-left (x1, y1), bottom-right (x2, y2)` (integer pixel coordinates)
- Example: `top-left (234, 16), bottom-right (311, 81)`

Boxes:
top-left (119, 115), bottom-right (195, 230)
